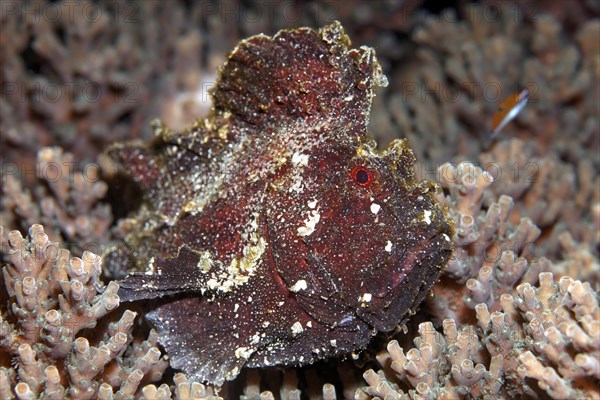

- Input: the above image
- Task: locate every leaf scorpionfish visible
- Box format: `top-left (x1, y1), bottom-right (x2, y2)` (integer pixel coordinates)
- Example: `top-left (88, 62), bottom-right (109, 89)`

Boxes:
top-left (110, 22), bottom-right (453, 385)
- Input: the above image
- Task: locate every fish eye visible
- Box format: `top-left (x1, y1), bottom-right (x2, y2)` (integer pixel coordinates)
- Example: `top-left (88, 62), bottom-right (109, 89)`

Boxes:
top-left (351, 166), bottom-right (373, 187)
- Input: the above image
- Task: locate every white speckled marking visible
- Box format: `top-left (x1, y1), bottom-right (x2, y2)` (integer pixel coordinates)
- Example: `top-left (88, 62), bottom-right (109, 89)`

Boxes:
top-left (292, 152), bottom-right (309, 166)
top-left (195, 231), bottom-right (266, 293)
top-left (297, 210), bottom-right (320, 237)
top-left (234, 347), bottom-right (252, 359)
top-left (370, 203), bottom-right (381, 214)
top-left (289, 279), bottom-right (308, 292)
top-left (385, 240), bottom-right (393, 252)
top-left (289, 178), bottom-right (304, 193)
top-left (359, 293), bottom-right (372, 303)
top-left (196, 252), bottom-right (213, 272)
top-left (291, 321), bottom-right (304, 336)
top-left (250, 333), bottom-right (260, 345)
top-left (423, 210), bottom-right (432, 224)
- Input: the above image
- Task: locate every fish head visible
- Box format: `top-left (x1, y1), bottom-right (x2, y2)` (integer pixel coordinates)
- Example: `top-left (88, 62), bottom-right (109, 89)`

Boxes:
top-left (266, 136), bottom-right (454, 332)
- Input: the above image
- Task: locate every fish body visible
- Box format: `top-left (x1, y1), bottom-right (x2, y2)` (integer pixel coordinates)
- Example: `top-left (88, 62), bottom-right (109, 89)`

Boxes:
top-left (110, 22), bottom-right (453, 385)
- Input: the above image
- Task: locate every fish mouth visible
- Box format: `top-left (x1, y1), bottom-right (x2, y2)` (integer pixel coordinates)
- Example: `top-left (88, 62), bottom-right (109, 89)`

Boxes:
top-left (357, 231), bottom-right (453, 332)
top-left (391, 232), bottom-right (452, 291)
top-left (367, 232), bottom-right (449, 299)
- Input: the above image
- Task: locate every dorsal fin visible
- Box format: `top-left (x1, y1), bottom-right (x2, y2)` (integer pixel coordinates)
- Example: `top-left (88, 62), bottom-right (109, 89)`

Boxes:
top-left (211, 22), bottom-right (387, 135)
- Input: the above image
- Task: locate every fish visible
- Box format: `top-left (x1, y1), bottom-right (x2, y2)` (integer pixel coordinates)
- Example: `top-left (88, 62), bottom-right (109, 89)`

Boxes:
top-left (490, 88), bottom-right (529, 137)
top-left (108, 22), bottom-right (453, 386)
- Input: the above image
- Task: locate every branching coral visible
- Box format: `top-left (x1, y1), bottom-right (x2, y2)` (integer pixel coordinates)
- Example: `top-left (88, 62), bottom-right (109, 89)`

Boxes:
top-left (0, 0), bottom-right (215, 175)
top-left (476, 139), bottom-right (599, 287)
top-left (430, 162), bottom-right (546, 319)
top-left (360, 251), bottom-right (598, 399)
top-left (134, 373), bottom-right (221, 400)
top-left (0, 225), bottom-right (169, 399)
top-left (384, 4), bottom-right (598, 169)
top-left (380, 4), bottom-right (600, 296)
top-left (135, 372), bottom-right (341, 400)
top-left (357, 273), bottom-right (599, 400)
top-left (357, 321), bottom-right (503, 399)
top-left (1, 147), bottom-right (112, 255)
top-left (1, 0), bottom-right (148, 166)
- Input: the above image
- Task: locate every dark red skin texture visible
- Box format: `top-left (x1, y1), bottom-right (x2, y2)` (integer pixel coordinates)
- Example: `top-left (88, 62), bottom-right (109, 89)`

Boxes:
top-left (111, 22), bottom-right (453, 386)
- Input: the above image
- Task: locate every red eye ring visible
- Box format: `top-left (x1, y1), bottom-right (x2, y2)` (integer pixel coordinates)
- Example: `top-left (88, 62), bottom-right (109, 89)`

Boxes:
top-left (350, 166), bottom-right (373, 187)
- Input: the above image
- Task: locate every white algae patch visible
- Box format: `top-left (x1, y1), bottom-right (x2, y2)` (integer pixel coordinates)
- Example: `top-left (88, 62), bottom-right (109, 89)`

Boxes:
top-left (370, 203), bottom-right (381, 214)
top-left (297, 209), bottom-right (321, 237)
top-left (290, 279), bottom-right (308, 292)
top-left (423, 210), bottom-right (432, 224)
top-left (292, 152), bottom-right (310, 166)
top-left (291, 321), bottom-right (304, 336)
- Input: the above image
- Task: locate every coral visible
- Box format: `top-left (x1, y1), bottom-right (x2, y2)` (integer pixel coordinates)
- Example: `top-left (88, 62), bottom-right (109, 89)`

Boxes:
top-left (388, 8), bottom-right (600, 291)
top-left (431, 162), bottom-right (545, 319)
top-left (552, 231), bottom-right (600, 287)
top-left (1, 147), bottom-right (112, 256)
top-left (136, 373), bottom-right (221, 400)
top-left (356, 273), bottom-right (599, 400)
top-left (135, 371), bottom-right (343, 400)
top-left (382, 4), bottom-right (599, 182)
top-left (479, 139), bottom-right (574, 228)
top-left (478, 139), bottom-right (600, 285)
top-left (0, 225), bottom-right (168, 399)
top-left (0, 0), bottom-right (213, 178)
top-left (2, 0), bottom-right (147, 167)
top-left (357, 321), bottom-right (504, 399)
top-left (384, 4), bottom-right (525, 164)
top-left (355, 163), bottom-right (599, 399)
